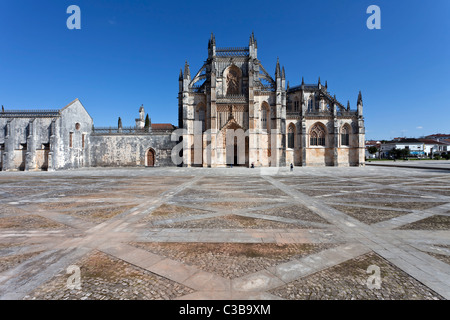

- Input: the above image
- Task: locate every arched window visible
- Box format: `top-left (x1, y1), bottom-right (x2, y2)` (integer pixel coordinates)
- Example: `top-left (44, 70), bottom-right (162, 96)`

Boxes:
top-left (341, 124), bottom-right (350, 146)
top-left (310, 123), bottom-right (326, 146)
top-left (195, 103), bottom-right (206, 131)
top-left (288, 124), bottom-right (295, 149)
top-left (294, 99), bottom-right (300, 112)
top-left (261, 102), bottom-right (269, 131)
top-left (307, 98), bottom-right (314, 112)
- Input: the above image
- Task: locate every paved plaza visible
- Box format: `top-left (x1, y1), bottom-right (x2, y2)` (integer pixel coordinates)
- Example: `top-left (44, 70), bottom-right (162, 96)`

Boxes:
top-left (0, 164), bottom-right (449, 300)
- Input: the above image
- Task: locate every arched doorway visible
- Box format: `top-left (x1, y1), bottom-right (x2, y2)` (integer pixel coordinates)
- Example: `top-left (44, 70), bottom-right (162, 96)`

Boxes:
top-left (146, 148), bottom-right (155, 167)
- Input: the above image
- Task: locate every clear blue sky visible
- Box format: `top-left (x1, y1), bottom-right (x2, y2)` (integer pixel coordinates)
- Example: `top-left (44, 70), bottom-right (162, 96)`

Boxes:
top-left (1, 0), bottom-right (449, 140)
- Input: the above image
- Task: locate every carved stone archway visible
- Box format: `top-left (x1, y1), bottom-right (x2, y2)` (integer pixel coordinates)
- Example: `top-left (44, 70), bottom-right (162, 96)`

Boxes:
top-left (146, 148), bottom-right (155, 167)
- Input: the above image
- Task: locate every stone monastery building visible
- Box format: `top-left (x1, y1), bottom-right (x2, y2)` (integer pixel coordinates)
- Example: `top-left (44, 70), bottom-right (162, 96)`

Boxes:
top-left (0, 33), bottom-right (365, 171)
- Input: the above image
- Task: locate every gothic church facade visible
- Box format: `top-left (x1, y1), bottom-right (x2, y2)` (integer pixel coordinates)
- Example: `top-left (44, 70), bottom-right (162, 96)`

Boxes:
top-left (179, 33), bottom-right (365, 167)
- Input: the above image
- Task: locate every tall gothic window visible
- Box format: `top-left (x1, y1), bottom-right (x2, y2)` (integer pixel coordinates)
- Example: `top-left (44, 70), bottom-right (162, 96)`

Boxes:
top-left (310, 124), bottom-right (326, 146)
top-left (198, 108), bottom-right (205, 131)
top-left (69, 132), bottom-right (73, 148)
top-left (261, 103), bottom-right (269, 131)
top-left (195, 103), bottom-right (206, 132)
top-left (288, 124), bottom-right (295, 149)
top-left (294, 100), bottom-right (299, 112)
top-left (341, 125), bottom-right (350, 146)
top-left (307, 98), bottom-right (314, 112)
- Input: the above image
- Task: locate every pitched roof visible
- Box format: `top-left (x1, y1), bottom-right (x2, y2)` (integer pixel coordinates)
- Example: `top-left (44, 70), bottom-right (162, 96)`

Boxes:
top-left (425, 133), bottom-right (450, 138)
top-left (151, 123), bottom-right (176, 130)
top-left (418, 138), bottom-right (450, 145)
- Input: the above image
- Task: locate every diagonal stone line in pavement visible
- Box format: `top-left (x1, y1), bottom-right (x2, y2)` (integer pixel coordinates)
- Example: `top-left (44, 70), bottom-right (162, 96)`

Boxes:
top-left (372, 210), bottom-right (442, 230)
top-left (0, 247), bottom-right (92, 300)
top-left (232, 212), bottom-right (332, 229)
top-left (138, 229), bottom-right (343, 244)
top-left (410, 243), bottom-right (450, 257)
top-left (99, 243), bottom-right (230, 292)
top-left (230, 243), bottom-right (370, 293)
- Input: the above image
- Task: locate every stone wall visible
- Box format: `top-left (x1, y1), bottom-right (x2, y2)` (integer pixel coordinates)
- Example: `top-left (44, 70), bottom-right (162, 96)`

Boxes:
top-left (88, 133), bottom-right (177, 167)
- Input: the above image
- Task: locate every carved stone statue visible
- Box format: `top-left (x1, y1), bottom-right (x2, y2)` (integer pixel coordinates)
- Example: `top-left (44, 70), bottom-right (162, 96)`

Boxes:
top-left (226, 69), bottom-right (239, 95)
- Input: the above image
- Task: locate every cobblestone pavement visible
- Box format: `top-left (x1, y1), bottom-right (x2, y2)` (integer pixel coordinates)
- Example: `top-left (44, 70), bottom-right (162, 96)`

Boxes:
top-left (269, 252), bottom-right (442, 300)
top-left (23, 250), bottom-right (194, 300)
top-left (0, 165), bottom-right (449, 300)
top-left (131, 242), bottom-right (337, 279)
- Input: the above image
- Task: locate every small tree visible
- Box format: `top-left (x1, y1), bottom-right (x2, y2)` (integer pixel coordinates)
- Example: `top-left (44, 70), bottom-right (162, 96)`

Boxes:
top-left (144, 114), bottom-right (150, 129)
top-left (400, 148), bottom-right (410, 159)
top-left (390, 148), bottom-right (409, 159)
top-left (118, 117), bottom-right (122, 129)
top-left (368, 146), bottom-right (378, 157)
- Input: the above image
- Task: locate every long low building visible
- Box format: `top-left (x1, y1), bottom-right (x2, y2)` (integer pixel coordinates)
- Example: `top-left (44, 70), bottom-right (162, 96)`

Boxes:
top-left (0, 99), bottom-right (177, 171)
top-left (380, 138), bottom-right (450, 157)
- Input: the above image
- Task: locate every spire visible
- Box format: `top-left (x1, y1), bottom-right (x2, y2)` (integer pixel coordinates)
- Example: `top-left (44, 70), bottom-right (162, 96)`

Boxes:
top-left (208, 33), bottom-right (216, 58)
top-left (325, 81), bottom-right (328, 89)
top-left (179, 69), bottom-right (183, 81)
top-left (357, 91), bottom-right (363, 117)
top-left (287, 81), bottom-right (290, 90)
top-left (251, 31), bottom-right (257, 48)
top-left (318, 77), bottom-right (321, 85)
top-left (184, 60), bottom-right (190, 80)
top-left (347, 100), bottom-right (350, 111)
top-left (301, 77), bottom-right (304, 85)
top-left (281, 66), bottom-right (285, 79)
top-left (275, 57), bottom-right (281, 78)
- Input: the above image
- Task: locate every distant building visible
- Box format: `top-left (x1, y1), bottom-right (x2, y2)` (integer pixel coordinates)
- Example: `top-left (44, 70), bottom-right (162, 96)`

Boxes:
top-left (380, 138), bottom-right (450, 158)
top-left (365, 140), bottom-right (381, 159)
top-left (424, 133), bottom-right (450, 141)
top-left (418, 139), bottom-right (450, 155)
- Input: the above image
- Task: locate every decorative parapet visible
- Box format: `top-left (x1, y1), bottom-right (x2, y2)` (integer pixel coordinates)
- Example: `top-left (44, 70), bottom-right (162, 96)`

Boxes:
top-left (91, 126), bottom-right (175, 136)
top-left (216, 94), bottom-right (248, 104)
top-left (216, 47), bottom-right (249, 57)
top-left (0, 110), bottom-right (61, 118)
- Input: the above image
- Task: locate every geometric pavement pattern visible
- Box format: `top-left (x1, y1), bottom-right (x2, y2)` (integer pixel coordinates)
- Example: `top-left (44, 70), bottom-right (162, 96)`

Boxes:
top-left (0, 166), bottom-right (449, 300)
